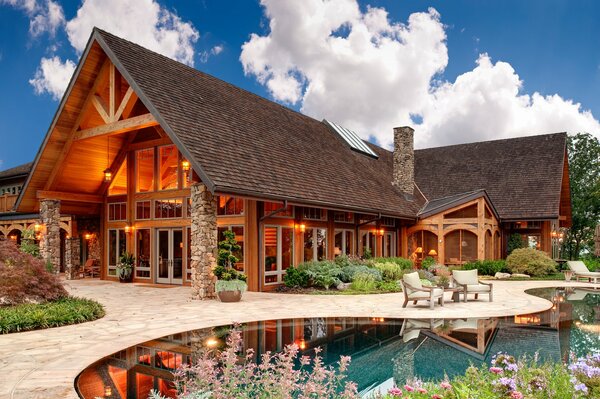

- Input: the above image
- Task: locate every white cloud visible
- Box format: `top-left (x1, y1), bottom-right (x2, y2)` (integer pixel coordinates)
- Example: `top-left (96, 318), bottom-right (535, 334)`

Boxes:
top-left (212, 45), bottom-right (223, 55)
top-left (199, 44), bottom-right (224, 63)
top-left (241, 0), bottom-right (600, 148)
top-left (66, 0), bottom-right (199, 66)
top-left (29, 55), bottom-right (75, 100)
top-left (1, 0), bottom-right (65, 37)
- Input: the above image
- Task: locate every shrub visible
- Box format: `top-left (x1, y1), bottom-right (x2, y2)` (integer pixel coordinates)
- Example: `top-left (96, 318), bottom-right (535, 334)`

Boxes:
top-left (297, 261), bottom-right (343, 289)
top-left (155, 325), bottom-right (358, 399)
top-left (334, 255), bottom-right (366, 268)
top-left (372, 257), bottom-right (413, 270)
top-left (421, 256), bottom-right (436, 270)
top-left (373, 262), bottom-right (404, 281)
top-left (507, 233), bottom-right (526, 255)
top-left (283, 266), bottom-right (310, 288)
top-left (506, 248), bottom-right (557, 276)
top-left (215, 279), bottom-right (247, 293)
top-left (0, 239), bottom-right (67, 305)
top-left (583, 256), bottom-right (600, 272)
top-left (463, 260), bottom-right (509, 276)
top-left (19, 229), bottom-right (39, 258)
top-left (339, 265), bottom-right (381, 283)
top-left (349, 272), bottom-right (378, 291)
top-left (0, 297), bottom-right (105, 334)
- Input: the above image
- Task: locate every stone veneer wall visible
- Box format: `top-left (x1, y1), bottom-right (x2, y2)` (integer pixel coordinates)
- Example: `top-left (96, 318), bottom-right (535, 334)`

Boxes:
top-left (65, 237), bottom-right (81, 280)
top-left (39, 199), bottom-right (61, 272)
top-left (190, 182), bottom-right (217, 299)
top-left (392, 126), bottom-right (415, 195)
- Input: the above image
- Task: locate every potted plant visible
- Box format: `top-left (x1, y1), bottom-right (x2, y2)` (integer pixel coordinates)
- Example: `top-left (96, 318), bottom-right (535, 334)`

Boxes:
top-left (117, 252), bottom-right (135, 283)
top-left (214, 230), bottom-right (247, 302)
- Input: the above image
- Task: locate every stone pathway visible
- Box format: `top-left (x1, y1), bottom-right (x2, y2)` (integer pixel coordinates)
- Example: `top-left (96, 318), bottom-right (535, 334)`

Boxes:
top-left (0, 279), bottom-right (595, 398)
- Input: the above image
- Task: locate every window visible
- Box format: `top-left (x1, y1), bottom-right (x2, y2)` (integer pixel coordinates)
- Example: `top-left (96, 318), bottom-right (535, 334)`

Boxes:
top-left (135, 229), bottom-right (151, 278)
top-left (217, 225), bottom-right (244, 272)
top-left (108, 202), bottom-right (127, 221)
top-left (108, 159), bottom-right (127, 196)
top-left (264, 226), bottom-right (294, 285)
top-left (333, 211), bottom-right (354, 223)
top-left (136, 148), bottom-right (154, 192)
top-left (304, 228), bottom-right (327, 262)
top-left (108, 229), bottom-right (126, 276)
top-left (155, 199), bottom-right (183, 219)
top-left (485, 230), bottom-right (493, 259)
top-left (381, 217), bottom-right (396, 227)
top-left (383, 232), bottom-right (396, 257)
top-left (264, 202), bottom-right (294, 217)
top-left (444, 229), bottom-right (477, 264)
top-left (217, 196), bottom-right (244, 216)
top-left (159, 145), bottom-right (179, 190)
top-left (136, 201), bottom-right (151, 220)
top-left (408, 230), bottom-right (438, 265)
top-left (360, 231), bottom-right (376, 257)
top-left (334, 229), bottom-right (354, 256)
top-left (444, 204), bottom-right (477, 219)
top-left (302, 207), bottom-right (326, 220)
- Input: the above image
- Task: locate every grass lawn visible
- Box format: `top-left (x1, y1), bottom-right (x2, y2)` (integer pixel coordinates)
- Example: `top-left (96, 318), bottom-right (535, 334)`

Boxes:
top-left (0, 297), bottom-right (105, 334)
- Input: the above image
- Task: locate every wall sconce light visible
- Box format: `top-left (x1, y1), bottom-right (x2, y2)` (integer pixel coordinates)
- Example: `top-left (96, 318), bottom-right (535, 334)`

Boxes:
top-left (84, 233), bottom-right (92, 240)
top-left (36, 233), bottom-right (42, 240)
top-left (376, 228), bottom-right (385, 236)
top-left (297, 339), bottom-right (307, 350)
top-left (9, 235), bottom-right (17, 240)
top-left (181, 159), bottom-right (191, 172)
top-left (103, 168), bottom-right (112, 183)
top-left (124, 225), bottom-right (134, 234)
top-left (34, 223), bottom-right (41, 232)
top-left (205, 337), bottom-right (219, 348)
top-left (296, 223), bottom-right (306, 233)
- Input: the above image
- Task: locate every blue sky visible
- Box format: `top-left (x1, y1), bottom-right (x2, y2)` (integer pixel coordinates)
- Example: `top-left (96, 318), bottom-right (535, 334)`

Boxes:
top-left (1, 0), bottom-right (599, 170)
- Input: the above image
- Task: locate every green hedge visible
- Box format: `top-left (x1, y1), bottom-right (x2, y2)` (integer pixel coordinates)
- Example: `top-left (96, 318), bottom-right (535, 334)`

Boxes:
top-left (0, 297), bottom-right (105, 334)
top-left (462, 260), bottom-right (508, 276)
top-left (506, 248), bottom-right (557, 276)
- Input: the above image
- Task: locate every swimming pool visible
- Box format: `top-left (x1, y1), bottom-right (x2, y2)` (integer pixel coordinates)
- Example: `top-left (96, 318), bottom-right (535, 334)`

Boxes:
top-left (76, 287), bottom-right (600, 398)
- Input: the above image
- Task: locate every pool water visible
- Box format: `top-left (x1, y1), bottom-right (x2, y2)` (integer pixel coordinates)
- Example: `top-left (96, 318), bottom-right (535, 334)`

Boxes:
top-left (76, 287), bottom-right (600, 398)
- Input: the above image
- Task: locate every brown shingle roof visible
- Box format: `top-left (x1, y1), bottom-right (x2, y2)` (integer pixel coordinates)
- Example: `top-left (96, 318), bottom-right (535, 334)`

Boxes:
top-left (95, 29), bottom-right (419, 218)
top-left (414, 133), bottom-right (568, 220)
top-left (0, 162), bottom-right (32, 181)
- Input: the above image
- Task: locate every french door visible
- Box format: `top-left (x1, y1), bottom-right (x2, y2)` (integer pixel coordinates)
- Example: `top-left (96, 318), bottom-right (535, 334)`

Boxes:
top-left (156, 228), bottom-right (183, 284)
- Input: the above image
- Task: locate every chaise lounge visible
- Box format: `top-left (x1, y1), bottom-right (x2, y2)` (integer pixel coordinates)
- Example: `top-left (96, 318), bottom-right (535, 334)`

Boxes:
top-left (401, 271), bottom-right (444, 310)
top-left (567, 261), bottom-right (600, 283)
top-left (452, 269), bottom-right (493, 302)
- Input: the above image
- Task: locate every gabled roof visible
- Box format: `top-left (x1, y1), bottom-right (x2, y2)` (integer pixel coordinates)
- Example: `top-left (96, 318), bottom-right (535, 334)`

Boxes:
top-left (93, 29), bottom-right (419, 218)
top-left (415, 133), bottom-right (568, 220)
top-left (418, 189), bottom-right (499, 219)
top-left (0, 162), bottom-right (32, 181)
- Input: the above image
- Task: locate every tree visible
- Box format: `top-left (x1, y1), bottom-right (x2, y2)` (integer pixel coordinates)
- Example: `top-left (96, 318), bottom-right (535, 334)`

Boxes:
top-left (562, 133), bottom-right (600, 259)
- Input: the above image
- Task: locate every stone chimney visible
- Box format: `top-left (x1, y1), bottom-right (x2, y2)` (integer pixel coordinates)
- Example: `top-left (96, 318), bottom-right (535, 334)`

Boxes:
top-left (392, 126), bottom-right (414, 195)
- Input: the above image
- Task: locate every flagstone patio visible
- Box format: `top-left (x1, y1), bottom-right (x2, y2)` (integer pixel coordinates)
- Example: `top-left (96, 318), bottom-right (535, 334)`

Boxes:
top-left (0, 278), bottom-right (596, 399)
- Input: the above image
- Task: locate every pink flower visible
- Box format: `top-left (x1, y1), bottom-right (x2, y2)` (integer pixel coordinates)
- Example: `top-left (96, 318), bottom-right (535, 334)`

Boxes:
top-left (510, 391), bottom-right (524, 399)
top-left (440, 381), bottom-right (451, 389)
top-left (417, 387), bottom-right (428, 393)
top-left (489, 366), bottom-right (503, 374)
top-left (432, 395), bottom-right (443, 399)
top-left (388, 386), bottom-right (403, 396)
top-left (404, 384), bottom-right (414, 392)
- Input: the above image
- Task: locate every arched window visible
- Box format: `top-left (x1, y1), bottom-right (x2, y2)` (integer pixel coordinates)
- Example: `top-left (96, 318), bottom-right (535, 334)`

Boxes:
top-left (484, 230), bottom-right (493, 260)
top-left (408, 230), bottom-right (438, 265)
top-left (494, 231), bottom-right (501, 259)
top-left (444, 229), bottom-right (477, 265)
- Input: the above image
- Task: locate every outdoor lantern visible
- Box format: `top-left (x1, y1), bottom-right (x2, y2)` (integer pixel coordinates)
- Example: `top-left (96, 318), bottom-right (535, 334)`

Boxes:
top-left (376, 228), bottom-right (385, 236)
top-left (104, 386), bottom-right (112, 397)
top-left (103, 168), bottom-right (112, 182)
top-left (182, 159), bottom-right (191, 172)
top-left (298, 339), bottom-right (307, 350)
top-left (124, 225), bottom-right (134, 234)
top-left (34, 223), bottom-right (41, 232)
top-left (296, 223), bottom-right (306, 233)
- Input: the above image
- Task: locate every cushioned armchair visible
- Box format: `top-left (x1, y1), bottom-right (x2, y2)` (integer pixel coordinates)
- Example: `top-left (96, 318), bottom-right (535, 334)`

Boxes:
top-left (452, 269), bottom-right (493, 302)
top-left (401, 271), bottom-right (444, 310)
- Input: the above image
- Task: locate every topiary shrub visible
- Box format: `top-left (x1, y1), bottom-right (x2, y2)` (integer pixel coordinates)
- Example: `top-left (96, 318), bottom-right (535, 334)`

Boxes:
top-left (506, 248), bottom-right (557, 276)
top-left (339, 265), bottom-right (381, 283)
top-left (0, 239), bottom-right (67, 305)
top-left (283, 266), bottom-right (310, 288)
top-left (373, 262), bottom-right (404, 281)
top-left (463, 260), bottom-right (509, 276)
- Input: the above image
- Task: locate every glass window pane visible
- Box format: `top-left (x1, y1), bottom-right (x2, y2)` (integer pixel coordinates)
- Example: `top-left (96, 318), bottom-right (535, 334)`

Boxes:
top-left (136, 201), bottom-right (151, 220)
top-left (282, 227), bottom-right (293, 270)
top-left (119, 230), bottom-right (126, 258)
top-left (231, 226), bottom-right (244, 272)
top-left (136, 149), bottom-right (154, 192)
top-left (334, 231), bottom-right (343, 257)
top-left (109, 230), bottom-right (117, 266)
top-left (108, 159), bottom-right (127, 196)
top-left (316, 228), bottom-right (327, 261)
top-left (159, 145), bottom-right (179, 190)
top-left (217, 196), bottom-right (244, 216)
top-left (461, 230), bottom-right (478, 262)
top-left (303, 229), bottom-right (314, 262)
top-left (136, 229), bottom-right (151, 278)
top-left (444, 230), bottom-right (460, 264)
top-left (345, 231), bottom-right (353, 255)
top-left (264, 227), bottom-right (278, 272)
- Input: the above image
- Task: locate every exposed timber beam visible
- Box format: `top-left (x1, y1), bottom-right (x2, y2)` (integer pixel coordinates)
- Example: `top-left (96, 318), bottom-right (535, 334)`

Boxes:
top-left (37, 190), bottom-right (104, 203)
top-left (74, 113), bottom-right (158, 141)
top-left (91, 95), bottom-right (110, 123)
top-left (114, 86), bottom-right (136, 121)
top-left (98, 131), bottom-right (137, 195)
top-left (109, 63), bottom-right (116, 119)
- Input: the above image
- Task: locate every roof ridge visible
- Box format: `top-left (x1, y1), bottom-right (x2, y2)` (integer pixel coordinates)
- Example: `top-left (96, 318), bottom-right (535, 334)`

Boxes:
top-left (416, 132), bottom-right (567, 152)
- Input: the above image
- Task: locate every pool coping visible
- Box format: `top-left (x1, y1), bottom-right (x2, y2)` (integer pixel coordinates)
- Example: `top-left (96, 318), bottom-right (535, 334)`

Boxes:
top-left (0, 279), bottom-right (597, 398)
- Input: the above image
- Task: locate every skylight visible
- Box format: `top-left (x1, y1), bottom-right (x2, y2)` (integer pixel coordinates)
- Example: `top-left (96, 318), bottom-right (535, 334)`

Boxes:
top-left (323, 119), bottom-right (378, 158)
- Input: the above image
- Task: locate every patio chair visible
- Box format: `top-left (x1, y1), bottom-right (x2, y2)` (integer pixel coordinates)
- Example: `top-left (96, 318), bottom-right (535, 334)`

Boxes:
top-left (567, 261), bottom-right (600, 283)
top-left (83, 258), bottom-right (100, 278)
top-left (401, 271), bottom-right (444, 310)
top-left (451, 270), bottom-right (493, 302)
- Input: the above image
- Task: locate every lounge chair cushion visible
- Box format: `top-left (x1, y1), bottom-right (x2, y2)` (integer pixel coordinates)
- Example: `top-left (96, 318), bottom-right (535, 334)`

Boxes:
top-left (453, 269), bottom-right (479, 285)
top-left (466, 284), bottom-right (491, 292)
top-left (403, 272), bottom-right (422, 290)
top-left (408, 288), bottom-right (443, 299)
top-left (568, 261), bottom-right (590, 274)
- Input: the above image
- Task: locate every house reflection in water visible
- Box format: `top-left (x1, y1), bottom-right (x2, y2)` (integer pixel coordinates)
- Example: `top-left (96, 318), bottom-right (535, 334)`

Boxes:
top-left (77, 292), bottom-right (575, 399)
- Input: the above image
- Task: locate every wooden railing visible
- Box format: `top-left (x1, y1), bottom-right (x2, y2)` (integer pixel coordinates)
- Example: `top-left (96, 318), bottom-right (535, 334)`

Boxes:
top-left (0, 194), bottom-right (18, 213)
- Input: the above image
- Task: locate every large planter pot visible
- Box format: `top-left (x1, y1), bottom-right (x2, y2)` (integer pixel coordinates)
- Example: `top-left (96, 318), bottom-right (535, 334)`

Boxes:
top-left (118, 268), bottom-right (133, 283)
top-left (217, 290), bottom-right (242, 302)
top-left (564, 270), bottom-right (573, 282)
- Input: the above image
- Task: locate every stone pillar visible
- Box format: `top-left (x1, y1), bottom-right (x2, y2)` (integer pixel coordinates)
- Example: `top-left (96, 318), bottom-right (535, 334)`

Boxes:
top-left (392, 126), bottom-right (415, 195)
top-left (39, 199), bottom-right (61, 273)
top-left (65, 237), bottom-right (81, 279)
top-left (190, 182), bottom-right (217, 300)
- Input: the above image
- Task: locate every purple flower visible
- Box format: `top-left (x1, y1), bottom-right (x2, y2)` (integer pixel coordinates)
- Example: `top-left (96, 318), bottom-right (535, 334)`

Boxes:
top-left (497, 377), bottom-right (517, 391)
top-left (574, 383), bottom-right (588, 393)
